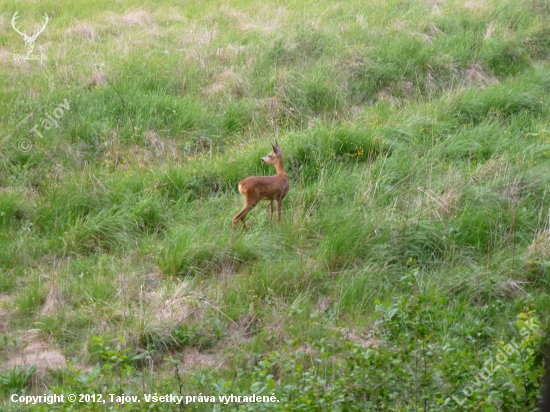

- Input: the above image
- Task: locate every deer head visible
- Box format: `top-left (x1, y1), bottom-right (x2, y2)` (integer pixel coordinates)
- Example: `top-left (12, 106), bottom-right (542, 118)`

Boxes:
top-left (12, 11), bottom-right (49, 55)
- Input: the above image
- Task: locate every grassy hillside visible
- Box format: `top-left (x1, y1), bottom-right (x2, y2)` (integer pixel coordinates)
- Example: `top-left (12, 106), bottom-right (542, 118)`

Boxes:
top-left (1, 0), bottom-right (549, 410)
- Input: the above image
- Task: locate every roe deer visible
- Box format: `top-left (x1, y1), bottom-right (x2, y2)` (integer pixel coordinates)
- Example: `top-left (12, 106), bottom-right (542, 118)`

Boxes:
top-left (232, 140), bottom-right (289, 226)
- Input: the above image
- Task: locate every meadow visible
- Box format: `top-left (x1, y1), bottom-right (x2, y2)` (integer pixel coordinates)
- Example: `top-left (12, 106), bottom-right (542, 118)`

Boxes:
top-left (0, 0), bottom-right (549, 410)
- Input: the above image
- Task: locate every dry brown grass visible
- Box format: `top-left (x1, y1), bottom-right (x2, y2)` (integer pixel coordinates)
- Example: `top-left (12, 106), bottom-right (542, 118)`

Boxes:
top-left (203, 68), bottom-right (248, 99)
top-left (0, 294), bottom-right (11, 334)
top-left (40, 284), bottom-right (60, 316)
top-left (463, 0), bottom-right (490, 15)
top-left (88, 71), bottom-right (108, 88)
top-left (527, 228), bottom-right (550, 259)
top-left (11, 57), bottom-right (32, 72)
top-left (1, 331), bottom-right (66, 386)
top-left (0, 48), bottom-right (10, 65)
top-left (103, 10), bottom-right (160, 53)
top-left (474, 157), bottom-right (507, 181)
top-left (215, 44), bottom-right (246, 63)
top-left (420, 23), bottom-right (447, 43)
top-left (66, 22), bottom-right (96, 40)
top-left (180, 347), bottom-right (219, 371)
top-left (343, 329), bottom-right (382, 349)
top-left (0, 13), bottom-right (8, 33)
top-left (3, 342), bottom-right (66, 373)
top-left (144, 280), bottom-right (197, 325)
top-left (496, 279), bottom-right (529, 298)
top-left (223, 6), bottom-right (287, 34)
top-left (262, 97), bottom-right (280, 120)
top-left (501, 177), bottom-right (526, 202)
top-left (484, 21), bottom-right (495, 39)
top-left (0, 310), bottom-right (7, 334)
top-left (465, 63), bottom-right (499, 88)
top-left (180, 23), bottom-right (217, 47)
top-left (97, 130), bottom-right (180, 170)
top-left (119, 10), bottom-right (152, 26)
top-left (415, 170), bottom-right (462, 220)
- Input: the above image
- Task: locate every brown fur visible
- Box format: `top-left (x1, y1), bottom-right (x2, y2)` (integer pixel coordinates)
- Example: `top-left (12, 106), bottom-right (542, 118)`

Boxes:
top-left (232, 141), bottom-right (289, 226)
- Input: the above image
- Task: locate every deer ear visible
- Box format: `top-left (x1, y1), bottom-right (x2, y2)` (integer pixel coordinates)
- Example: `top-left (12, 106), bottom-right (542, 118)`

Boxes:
top-left (275, 140), bottom-right (280, 148)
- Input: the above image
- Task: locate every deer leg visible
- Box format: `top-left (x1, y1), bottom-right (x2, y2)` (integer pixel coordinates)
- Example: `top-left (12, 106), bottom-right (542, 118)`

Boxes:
top-left (233, 197), bottom-right (259, 226)
top-left (277, 199), bottom-right (282, 223)
top-left (270, 200), bottom-right (274, 221)
top-left (233, 206), bottom-right (253, 226)
top-left (233, 208), bottom-right (249, 226)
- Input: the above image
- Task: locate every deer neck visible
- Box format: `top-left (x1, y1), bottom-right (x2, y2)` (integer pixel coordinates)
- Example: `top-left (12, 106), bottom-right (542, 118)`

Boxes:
top-left (274, 156), bottom-right (286, 175)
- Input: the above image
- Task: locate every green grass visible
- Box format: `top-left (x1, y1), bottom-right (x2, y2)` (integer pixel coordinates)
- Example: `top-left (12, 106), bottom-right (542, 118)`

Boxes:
top-left (1, 0), bottom-right (550, 410)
